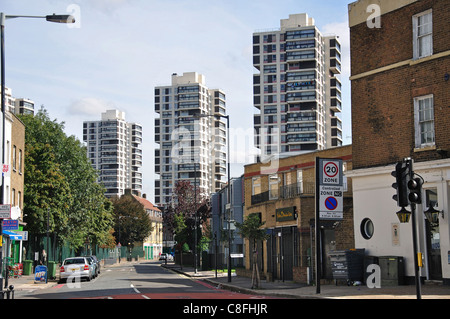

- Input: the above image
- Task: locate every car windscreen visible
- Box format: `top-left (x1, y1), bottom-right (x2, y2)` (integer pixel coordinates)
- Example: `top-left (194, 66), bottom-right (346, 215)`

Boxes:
top-left (64, 258), bottom-right (85, 265)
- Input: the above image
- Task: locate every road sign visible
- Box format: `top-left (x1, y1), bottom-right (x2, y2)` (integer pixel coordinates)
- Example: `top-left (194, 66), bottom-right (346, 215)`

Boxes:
top-left (319, 159), bottom-right (343, 186)
top-left (13, 231), bottom-right (28, 241)
top-left (317, 158), bottom-right (344, 220)
top-left (319, 185), bottom-right (344, 219)
top-left (0, 204), bottom-right (11, 219)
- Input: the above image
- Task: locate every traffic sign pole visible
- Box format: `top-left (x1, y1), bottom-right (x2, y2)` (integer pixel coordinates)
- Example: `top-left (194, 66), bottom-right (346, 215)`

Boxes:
top-left (315, 157), bottom-right (344, 294)
top-left (315, 157), bottom-right (321, 294)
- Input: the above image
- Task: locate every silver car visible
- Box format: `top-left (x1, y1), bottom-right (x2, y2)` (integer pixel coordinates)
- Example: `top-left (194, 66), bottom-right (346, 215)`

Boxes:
top-left (59, 257), bottom-right (94, 282)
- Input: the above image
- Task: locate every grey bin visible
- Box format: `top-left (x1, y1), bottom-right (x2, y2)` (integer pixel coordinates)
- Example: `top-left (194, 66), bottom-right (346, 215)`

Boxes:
top-left (378, 256), bottom-right (405, 286)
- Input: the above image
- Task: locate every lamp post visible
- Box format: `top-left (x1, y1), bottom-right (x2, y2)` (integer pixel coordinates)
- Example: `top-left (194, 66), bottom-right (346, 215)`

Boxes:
top-left (194, 113), bottom-right (232, 282)
top-left (0, 11), bottom-right (74, 297)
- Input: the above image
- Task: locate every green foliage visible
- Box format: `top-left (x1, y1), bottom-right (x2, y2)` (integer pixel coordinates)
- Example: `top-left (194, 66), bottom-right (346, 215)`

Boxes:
top-left (20, 110), bottom-right (114, 250)
top-left (163, 180), bottom-right (211, 251)
top-left (111, 194), bottom-right (153, 246)
top-left (235, 213), bottom-right (269, 243)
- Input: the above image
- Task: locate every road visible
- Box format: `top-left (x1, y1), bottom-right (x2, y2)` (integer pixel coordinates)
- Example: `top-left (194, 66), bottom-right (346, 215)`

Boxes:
top-left (15, 261), bottom-right (276, 300)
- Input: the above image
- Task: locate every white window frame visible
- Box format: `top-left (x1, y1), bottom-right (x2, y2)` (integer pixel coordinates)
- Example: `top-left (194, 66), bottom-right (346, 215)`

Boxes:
top-left (412, 10), bottom-right (433, 60)
top-left (252, 176), bottom-right (261, 196)
top-left (269, 174), bottom-right (279, 200)
top-left (414, 94), bottom-right (435, 148)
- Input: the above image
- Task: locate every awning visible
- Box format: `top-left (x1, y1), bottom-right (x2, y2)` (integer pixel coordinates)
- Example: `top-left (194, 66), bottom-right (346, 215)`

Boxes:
top-left (2, 230), bottom-right (23, 240)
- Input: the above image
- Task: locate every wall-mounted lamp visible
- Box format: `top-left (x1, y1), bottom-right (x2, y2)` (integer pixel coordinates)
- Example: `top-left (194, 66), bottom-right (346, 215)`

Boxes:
top-left (424, 205), bottom-right (444, 224)
top-left (396, 207), bottom-right (411, 223)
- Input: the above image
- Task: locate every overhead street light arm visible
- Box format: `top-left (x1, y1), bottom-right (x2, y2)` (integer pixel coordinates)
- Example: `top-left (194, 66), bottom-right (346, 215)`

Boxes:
top-left (1, 13), bottom-right (75, 26)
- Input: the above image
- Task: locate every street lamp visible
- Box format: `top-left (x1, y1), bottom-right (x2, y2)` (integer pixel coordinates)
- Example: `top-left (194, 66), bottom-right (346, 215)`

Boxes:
top-left (194, 113), bottom-right (232, 282)
top-left (0, 11), bottom-right (75, 298)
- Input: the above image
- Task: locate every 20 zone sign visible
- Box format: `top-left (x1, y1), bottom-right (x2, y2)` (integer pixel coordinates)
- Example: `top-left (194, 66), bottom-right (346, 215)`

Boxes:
top-left (322, 161), bottom-right (340, 184)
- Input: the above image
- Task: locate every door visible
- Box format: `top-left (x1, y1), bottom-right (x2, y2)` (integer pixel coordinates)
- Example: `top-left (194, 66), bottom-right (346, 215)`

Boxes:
top-left (425, 189), bottom-right (442, 280)
top-left (426, 221), bottom-right (442, 280)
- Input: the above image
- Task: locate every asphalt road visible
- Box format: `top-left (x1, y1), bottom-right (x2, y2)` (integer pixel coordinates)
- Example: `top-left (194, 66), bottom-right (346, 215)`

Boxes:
top-left (15, 261), bottom-right (275, 300)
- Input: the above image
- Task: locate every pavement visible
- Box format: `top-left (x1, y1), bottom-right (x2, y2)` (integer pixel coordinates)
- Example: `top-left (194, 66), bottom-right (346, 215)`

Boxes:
top-left (161, 262), bottom-right (450, 299)
top-left (5, 260), bottom-right (450, 299)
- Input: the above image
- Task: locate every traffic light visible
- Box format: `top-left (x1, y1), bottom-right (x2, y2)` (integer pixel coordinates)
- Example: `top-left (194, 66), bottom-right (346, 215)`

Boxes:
top-left (391, 160), bottom-right (410, 207)
top-left (408, 177), bottom-right (423, 204)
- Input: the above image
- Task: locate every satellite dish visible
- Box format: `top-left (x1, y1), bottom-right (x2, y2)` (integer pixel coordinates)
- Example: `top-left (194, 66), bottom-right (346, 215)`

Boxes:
top-left (11, 206), bottom-right (21, 220)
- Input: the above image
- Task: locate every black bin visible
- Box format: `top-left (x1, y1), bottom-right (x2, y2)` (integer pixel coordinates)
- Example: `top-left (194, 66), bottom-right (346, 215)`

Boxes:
top-left (329, 249), bottom-right (365, 283)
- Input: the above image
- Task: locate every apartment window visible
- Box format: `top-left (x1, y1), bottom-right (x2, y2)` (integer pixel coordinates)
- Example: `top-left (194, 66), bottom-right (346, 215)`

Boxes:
top-left (18, 149), bottom-right (22, 174)
top-left (297, 170), bottom-right (303, 193)
top-left (413, 10), bottom-right (433, 59)
top-left (252, 177), bottom-right (261, 195)
top-left (414, 95), bottom-right (434, 148)
top-left (12, 145), bottom-right (16, 171)
top-left (269, 174), bottom-right (279, 200)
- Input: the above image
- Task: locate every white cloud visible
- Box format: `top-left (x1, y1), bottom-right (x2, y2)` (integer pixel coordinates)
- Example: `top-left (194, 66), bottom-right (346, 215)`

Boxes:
top-left (67, 97), bottom-right (116, 117)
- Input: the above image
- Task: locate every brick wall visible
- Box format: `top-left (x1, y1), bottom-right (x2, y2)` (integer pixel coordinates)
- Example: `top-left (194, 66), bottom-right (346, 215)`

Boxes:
top-left (351, 0), bottom-right (450, 169)
top-left (243, 145), bottom-right (354, 283)
top-left (10, 114), bottom-right (25, 213)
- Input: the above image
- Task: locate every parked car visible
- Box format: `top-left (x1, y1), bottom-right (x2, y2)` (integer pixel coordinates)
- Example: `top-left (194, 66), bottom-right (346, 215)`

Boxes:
top-left (84, 255), bottom-right (101, 277)
top-left (59, 257), bottom-right (94, 282)
top-left (84, 256), bottom-right (98, 278)
top-left (90, 255), bottom-right (101, 275)
top-left (159, 253), bottom-right (168, 261)
top-left (159, 253), bottom-right (174, 261)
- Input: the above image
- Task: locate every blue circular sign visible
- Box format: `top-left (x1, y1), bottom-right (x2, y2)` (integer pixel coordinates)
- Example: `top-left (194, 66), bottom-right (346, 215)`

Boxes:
top-left (325, 197), bottom-right (338, 211)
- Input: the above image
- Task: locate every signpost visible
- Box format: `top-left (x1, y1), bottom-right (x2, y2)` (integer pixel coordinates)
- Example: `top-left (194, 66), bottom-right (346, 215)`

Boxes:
top-left (315, 158), bottom-right (344, 294)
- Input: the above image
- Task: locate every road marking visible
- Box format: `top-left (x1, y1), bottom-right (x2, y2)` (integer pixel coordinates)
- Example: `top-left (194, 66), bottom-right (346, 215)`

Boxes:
top-left (130, 284), bottom-right (140, 294)
top-left (142, 295), bottom-right (150, 299)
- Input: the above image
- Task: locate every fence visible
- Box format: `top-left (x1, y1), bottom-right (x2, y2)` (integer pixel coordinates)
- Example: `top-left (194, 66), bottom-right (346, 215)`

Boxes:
top-left (19, 235), bottom-right (143, 267)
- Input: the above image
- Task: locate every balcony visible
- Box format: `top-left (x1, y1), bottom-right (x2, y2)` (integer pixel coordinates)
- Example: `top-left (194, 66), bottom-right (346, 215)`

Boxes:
top-left (329, 58), bottom-right (341, 75)
top-left (250, 182), bottom-right (316, 205)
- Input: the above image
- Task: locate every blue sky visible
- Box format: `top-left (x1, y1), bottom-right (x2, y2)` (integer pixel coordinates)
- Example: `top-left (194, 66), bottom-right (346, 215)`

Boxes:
top-left (2, 0), bottom-right (353, 202)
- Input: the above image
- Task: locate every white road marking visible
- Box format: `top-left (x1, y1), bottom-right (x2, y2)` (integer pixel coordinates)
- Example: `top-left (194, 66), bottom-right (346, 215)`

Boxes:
top-left (130, 284), bottom-right (140, 294)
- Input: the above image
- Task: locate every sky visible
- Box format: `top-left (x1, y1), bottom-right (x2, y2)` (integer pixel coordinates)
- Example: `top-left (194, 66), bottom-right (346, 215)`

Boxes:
top-left (2, 0), bottom-right (353, 203)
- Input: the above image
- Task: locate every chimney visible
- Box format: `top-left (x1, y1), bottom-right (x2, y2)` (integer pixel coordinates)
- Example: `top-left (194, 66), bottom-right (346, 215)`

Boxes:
top-left (143, 194), bottom-right (147, 199)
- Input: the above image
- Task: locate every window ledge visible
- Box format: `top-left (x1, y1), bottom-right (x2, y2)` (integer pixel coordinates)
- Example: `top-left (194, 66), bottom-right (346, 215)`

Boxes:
top-left (414, 145), bottom-right (436, 153)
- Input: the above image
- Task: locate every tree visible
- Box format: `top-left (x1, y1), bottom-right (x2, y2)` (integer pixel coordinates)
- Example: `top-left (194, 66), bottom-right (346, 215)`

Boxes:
top-left (164, 180), bottom-right (211, 256)
top-left (111, 194), bottom-right (153, 247)
top-left (235, 213), bottom-right (269, 289)
top-left (20, 110), bottom-right (114, 251)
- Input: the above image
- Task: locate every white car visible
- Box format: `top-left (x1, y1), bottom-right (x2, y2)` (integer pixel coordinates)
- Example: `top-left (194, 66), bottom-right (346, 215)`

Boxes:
top-left (59, 257), bottom-right (94, 282)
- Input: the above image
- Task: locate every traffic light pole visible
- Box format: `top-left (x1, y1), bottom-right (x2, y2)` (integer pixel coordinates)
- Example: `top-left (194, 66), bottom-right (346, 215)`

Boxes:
top-left (408, 159), bottom-right (422, 300)
top-left (410, 202), bottom-right (422, 299)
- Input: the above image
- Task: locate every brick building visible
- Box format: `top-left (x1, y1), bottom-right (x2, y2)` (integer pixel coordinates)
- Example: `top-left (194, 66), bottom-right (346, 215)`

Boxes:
top-left (244, 145), bottom-right (353, 283)
top-left (348, 0), bottom-right (450, 284)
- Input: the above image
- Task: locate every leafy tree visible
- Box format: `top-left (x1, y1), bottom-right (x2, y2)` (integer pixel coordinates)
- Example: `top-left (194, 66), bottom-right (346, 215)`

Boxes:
top-left (235, 213), bottom-right (269, 289)
top-left (20, 110), bottom-right (114, 250)
top-left (164, 180), bottom-right (211, 255)
top-left (111, 194), bottom-right (153, 247)
top-left (21, 112), bottom-right (73, 242)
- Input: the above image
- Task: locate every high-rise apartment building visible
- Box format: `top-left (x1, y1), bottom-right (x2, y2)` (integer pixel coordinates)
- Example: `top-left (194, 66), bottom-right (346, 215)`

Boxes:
top-left (1, 87), bottom-right (35, 115)
top-left (83, 110), bottom-right (143, 197)
top-left (154, 72), bottom-right (227, 207)
top-left (253, 13), bottom-right (342, 159)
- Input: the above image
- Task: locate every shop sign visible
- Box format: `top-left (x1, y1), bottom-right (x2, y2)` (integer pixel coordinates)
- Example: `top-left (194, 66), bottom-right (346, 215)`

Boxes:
top-left (2, 219), bottom-right (19, 230)
top-left (276, 206), bottom-right (297, 222)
